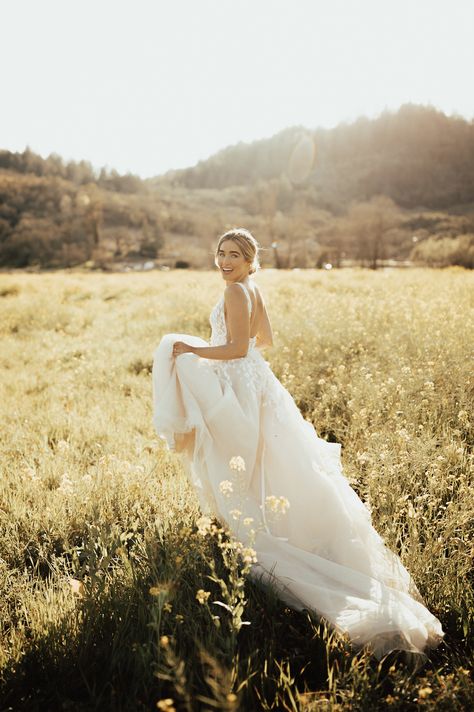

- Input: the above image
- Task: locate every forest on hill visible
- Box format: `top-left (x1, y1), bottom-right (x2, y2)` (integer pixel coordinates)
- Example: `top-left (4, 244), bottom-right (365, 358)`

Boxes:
top-left (1, 104), bottom-right (473, 269)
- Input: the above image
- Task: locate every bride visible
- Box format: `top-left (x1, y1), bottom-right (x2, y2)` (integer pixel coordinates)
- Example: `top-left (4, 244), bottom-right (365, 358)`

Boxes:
top-left (152, 228), bottom-right (444, 661)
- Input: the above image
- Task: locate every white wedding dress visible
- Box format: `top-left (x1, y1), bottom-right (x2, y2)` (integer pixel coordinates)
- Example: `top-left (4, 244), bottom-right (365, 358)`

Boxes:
top-left (152, 281), bottom-right (444, 660)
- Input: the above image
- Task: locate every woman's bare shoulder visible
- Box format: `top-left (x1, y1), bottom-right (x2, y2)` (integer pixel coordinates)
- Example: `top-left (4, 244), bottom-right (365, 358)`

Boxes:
top-left (223, 282), bottom-right (248, 309)
top-left (224, 282), bottom-right (247, 297)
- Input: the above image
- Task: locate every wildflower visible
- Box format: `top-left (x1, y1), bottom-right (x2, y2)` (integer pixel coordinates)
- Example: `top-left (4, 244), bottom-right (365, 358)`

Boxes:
top-left (219, 480), bottom-right (233, 496)
top-left (196, 515), bottom-right (212, 535)
top-left (397, 428), bottom-right (410, 441)
top-left (68, 578), bottom-right (84, 597)
top-left (265, 495), bottom-right (290, 515)
top-left (243, 517), bottom-right (254, 526)
top-left (160, 635), bottom-right (170, 647)
top-left (175, 614), bottom-right (184, 624)
top-left (418, 686), bottom-right (433, 699)
top-left (318, 378), bottom-right (326, 386)
top-left (229, 509), bottom-right (242, 520)
top-left (238, 546), bottom-right (258, 564)
top-left (229, 455), bottom-right (246, 472)
top-left (156, 699), bottom-right (176, 711)
top-left (196, 589), bottom-right (211, 605)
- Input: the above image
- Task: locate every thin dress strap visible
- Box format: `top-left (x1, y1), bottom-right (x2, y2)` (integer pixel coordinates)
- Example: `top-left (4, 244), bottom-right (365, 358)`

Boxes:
top-left (235, 282), bottom-right (252, 315)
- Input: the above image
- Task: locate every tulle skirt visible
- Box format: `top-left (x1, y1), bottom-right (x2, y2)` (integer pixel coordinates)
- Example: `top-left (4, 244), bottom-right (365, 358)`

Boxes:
top-left (152, 333), bottom-right (445, 660)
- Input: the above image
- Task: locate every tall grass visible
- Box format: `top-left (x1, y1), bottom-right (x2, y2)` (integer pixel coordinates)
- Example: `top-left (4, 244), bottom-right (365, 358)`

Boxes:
top-left (0, 267), bottom-right (472, 710)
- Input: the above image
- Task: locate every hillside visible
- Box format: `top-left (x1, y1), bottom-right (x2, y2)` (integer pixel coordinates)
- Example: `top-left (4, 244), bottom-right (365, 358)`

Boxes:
top-left (154, 104), bottom-right (474, 212)
top-left (1, 104), bottom-right (473, 269)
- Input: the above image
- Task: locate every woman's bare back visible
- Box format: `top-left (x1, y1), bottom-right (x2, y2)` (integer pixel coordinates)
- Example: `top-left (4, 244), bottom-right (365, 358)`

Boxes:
top-left (240, 282), bottom-right (274, 347)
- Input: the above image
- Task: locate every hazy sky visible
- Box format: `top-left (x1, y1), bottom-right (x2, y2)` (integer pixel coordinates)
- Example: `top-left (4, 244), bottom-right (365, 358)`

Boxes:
top-left (2, 0), bottom-right (473, 178)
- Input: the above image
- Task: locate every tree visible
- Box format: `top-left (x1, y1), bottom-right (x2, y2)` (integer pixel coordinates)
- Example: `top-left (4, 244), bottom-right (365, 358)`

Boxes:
top-left (345, 196), bottom-right (401, 269)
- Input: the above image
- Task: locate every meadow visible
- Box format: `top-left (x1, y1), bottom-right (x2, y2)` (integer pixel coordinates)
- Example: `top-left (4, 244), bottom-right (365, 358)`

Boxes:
top-left (0, 267), bottom-right (472, 711)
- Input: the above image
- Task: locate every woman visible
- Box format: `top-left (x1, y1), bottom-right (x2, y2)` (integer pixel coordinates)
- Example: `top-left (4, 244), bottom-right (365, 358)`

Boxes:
top-left (152, 228), bottom-right (444, 661)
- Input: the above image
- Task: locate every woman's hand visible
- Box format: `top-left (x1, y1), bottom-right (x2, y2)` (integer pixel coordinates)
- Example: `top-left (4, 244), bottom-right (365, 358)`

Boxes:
top-left (172, 341), bottom-right (194, 358)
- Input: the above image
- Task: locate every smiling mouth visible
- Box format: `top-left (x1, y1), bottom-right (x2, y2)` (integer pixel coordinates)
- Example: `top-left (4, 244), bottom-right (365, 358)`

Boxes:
top-left (222, 268), bottom-right (233, 273)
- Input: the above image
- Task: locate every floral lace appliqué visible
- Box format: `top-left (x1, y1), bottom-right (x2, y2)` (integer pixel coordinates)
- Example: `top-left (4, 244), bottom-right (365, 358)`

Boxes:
top-left (208, 292), bottom-right (287, 421)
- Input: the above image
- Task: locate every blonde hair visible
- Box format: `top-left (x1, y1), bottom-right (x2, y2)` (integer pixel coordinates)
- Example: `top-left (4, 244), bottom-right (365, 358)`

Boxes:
top-left (214, 228), bottom-right (260, 275)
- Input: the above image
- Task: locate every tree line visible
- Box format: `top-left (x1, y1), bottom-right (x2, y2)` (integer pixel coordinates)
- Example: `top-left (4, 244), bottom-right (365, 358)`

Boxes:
top-left (1, 104), bottom-right (473, 269)
top-left (162, 104), bottom-right (474, 213)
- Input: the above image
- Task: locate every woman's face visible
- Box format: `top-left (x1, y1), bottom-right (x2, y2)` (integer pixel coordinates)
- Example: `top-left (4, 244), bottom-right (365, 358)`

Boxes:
top-left (216, 240), bottom-right (250, 283)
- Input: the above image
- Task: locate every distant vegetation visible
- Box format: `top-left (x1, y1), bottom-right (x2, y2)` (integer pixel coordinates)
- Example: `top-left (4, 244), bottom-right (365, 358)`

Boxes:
top-left (1, 104), bottom-right (473, 269)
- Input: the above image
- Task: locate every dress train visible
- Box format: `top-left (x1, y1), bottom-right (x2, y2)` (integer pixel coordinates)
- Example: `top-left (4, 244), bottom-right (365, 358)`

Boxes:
top-left (152, 282), bottom-right (444, 660)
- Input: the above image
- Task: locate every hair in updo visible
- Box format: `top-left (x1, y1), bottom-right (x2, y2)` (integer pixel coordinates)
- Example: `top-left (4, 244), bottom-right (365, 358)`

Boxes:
top-left (215, 228), bottom-right (260, 275)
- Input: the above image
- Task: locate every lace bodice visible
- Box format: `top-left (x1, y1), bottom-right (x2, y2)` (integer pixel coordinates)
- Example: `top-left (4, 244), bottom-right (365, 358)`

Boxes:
top-left (206, 281), bottom-right (287, 420)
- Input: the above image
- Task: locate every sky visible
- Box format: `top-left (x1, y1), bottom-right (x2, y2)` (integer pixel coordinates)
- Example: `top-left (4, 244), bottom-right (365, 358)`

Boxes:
top-left (1, 0), bottom-right (473, 178)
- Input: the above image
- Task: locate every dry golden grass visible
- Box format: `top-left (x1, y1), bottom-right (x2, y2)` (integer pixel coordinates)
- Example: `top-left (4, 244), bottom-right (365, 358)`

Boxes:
top-left (0, 267), bottom-right (472, 710)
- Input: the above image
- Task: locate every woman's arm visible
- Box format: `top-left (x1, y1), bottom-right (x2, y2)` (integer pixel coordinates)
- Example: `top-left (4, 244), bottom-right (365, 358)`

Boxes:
top-left (173, 284), bottom-right (250, 360)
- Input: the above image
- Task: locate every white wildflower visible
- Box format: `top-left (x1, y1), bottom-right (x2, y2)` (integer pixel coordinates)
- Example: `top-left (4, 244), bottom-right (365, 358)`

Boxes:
top-left (238, 546), bottom-right (258, 564)
top-left (196, 515), bottom-right (212, 535)
top-left (229, 456), bottom-right (246, 472)
top-left (219, 480), bottom-right (233, 496)
top-left (265, 495), bottom-right (290, 515)
top-left (229, 509), bottom-right (242, 520)
top-left (397, 428), bottom-right (410, 441)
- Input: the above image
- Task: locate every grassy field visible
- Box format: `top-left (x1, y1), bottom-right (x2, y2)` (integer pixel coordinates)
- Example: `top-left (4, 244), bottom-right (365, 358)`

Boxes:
top-left (0, 267), bottom-right (473, 711)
